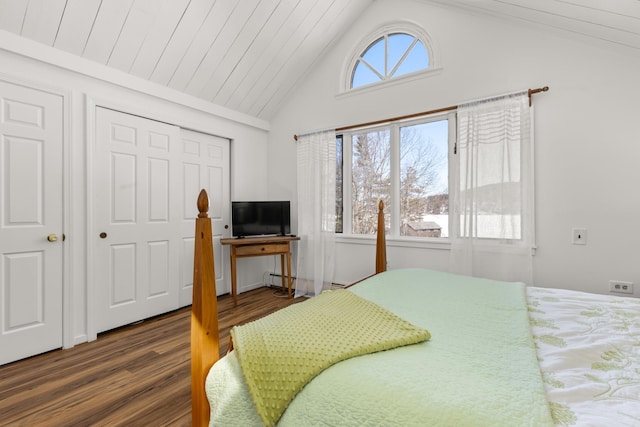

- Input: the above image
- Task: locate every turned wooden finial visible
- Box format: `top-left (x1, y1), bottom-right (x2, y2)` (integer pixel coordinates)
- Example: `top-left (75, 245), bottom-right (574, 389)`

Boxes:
top-left (378, 200), bottom-right (384, 211)
top-left (191, 188), bottom-right (218, 426)
top-left (197, 189), bottom-right (209, 218)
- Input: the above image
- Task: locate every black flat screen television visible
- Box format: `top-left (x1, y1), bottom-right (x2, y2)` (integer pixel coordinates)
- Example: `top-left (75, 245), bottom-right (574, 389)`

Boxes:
top-left (231, 201), bottom-right (291, 238)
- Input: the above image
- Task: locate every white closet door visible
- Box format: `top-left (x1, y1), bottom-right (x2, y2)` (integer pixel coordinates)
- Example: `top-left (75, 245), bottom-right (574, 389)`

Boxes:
top-left (179, 129), bottom-right (230, 305)
top-left (0, 80), bottom-right (64, 365)
top-left (93, 107), bottom-right (181, 333)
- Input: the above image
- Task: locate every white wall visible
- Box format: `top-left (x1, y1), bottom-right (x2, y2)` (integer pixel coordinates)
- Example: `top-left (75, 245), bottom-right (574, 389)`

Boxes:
top-left (1, 36), bottom-right (271, 345)
top-left (268, 0), bottom-right (640, 296)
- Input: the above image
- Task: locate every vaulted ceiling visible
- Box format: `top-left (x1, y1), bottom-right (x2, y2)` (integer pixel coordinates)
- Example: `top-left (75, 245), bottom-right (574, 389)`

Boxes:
top-left (0, 0), bottom-right (638, 121)
top-left (434, 0), bottom-right (640, 52)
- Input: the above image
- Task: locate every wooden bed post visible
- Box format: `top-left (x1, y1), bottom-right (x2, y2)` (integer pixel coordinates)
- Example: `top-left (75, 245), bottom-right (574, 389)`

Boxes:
top-left (375, 200), bottom-right (387, 273)
top-left (191, 189), bottom-right (220, 427)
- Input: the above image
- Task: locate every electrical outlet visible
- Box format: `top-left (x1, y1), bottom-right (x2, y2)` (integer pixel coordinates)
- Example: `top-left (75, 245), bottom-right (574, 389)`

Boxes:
top-left (572, 228), bottom-right (587, 245)
top-left (609, 280), bottom-right (633, 294)
top-left (263, 271), bottom-right (272, 286)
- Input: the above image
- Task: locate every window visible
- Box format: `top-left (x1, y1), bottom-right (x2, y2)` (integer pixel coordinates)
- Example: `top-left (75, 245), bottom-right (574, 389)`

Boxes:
top-left (399, 121), bottom-right (449, 237)
top-left (347, 23), bottom-right (435, 91)
top-left (336, 94), bottom-right (533, 246)
top-left (352, 33), bottom-right (429, 89)
top-left (337, 113), bottom-right (452, 238)
top-left (336, 135), bottom-right (344, 233)
top-left (351, 128), bottom-right (391, 234)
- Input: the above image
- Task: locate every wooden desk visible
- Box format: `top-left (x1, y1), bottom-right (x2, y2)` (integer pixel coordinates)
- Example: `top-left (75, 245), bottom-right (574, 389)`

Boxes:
top-left (220, 235), bottom-right (300, 302)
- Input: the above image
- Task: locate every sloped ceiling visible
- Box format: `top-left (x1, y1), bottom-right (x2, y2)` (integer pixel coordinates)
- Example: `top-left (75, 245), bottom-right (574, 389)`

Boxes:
top-left (0, 0), bottom-right (638, 121)
top-left (0, 0), bottom-right (373, 121)
top-left (431, 0), bottom-right (640, 52)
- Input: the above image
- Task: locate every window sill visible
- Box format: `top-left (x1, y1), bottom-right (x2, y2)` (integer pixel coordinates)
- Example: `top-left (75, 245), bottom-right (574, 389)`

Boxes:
top-left (334, 235), bottom-right (536, 254)
top-left (335, 234), bottom-right (451, 251)
top-left (335, 67), bottom-right (443, 101)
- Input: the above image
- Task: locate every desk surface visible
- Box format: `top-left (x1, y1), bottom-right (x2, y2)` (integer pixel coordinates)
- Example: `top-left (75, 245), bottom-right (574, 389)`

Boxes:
top-left (220, 235), bottom-right (300, 246)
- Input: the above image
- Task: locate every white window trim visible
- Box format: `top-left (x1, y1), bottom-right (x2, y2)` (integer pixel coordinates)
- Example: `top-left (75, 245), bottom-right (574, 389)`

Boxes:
top-left (340, 111), bottom-right (455, 242)
top-left (335, 233), bottom-right (452, 251)
top-left (336, 66), bottom-right (443, 101)
top-left (341, 21), bottom-right (440, 94)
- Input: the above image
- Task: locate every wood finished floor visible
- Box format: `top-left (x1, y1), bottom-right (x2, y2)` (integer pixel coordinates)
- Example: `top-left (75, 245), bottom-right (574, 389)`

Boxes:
top-left (0, 286), bottom-right (301, 426)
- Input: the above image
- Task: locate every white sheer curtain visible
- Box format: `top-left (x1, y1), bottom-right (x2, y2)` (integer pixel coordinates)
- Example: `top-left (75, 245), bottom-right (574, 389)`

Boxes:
top-left (295, 130), bottom-right (336, 297)
top-left (450, 92), bottom-right (534, 284)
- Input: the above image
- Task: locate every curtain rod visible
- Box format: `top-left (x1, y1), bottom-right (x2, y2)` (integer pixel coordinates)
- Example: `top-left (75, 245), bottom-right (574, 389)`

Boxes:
top-left (293, 86), bottom-right (549, 141)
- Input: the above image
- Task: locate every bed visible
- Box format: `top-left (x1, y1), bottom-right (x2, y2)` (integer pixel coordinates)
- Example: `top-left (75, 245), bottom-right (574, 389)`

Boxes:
top-left (190, 190), bottom-right (640, 426)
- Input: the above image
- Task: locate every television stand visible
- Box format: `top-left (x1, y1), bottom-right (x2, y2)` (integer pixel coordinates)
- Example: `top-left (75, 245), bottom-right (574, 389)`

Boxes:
top-left (220, 235), bottom-right (300, 303)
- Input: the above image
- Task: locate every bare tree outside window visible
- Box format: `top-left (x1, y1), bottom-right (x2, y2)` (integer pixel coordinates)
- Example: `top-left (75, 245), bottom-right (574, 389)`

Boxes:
top-left (346, 120), bottom-right (448, 237)
top-left (400, 121), bottom-right (448, 237)
top-left (351, 130), bottom-right (390, 234)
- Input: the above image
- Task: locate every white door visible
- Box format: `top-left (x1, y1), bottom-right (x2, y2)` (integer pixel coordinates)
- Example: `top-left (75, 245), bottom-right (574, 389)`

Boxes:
top-left (0, 80), bottom-right (64, 365)
top-left (94, 107), bottom-right (181, 333)
top-left (179, 129), bottom-right (230, 305)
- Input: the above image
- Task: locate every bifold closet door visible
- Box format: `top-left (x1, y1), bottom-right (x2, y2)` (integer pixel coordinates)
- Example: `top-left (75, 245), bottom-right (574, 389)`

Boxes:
top-left (93, 107), bottom-right (181, 333)
top-left (178, 129), bottom-right (230, 306)
top-left (0, 80), bottom-right (64, 364)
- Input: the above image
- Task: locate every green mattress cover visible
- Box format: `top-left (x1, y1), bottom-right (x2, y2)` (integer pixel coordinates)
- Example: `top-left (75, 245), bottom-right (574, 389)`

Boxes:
top-left (207, 268), bottom-right (554, 426)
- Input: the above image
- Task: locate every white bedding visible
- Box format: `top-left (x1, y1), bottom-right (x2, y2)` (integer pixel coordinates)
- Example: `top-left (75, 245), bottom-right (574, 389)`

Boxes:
top-left (528, 286), bottom-right (640, 426)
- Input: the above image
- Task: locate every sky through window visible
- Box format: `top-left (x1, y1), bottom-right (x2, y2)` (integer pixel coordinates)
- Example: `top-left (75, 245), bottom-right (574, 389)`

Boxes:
top-left (352, 32), bottom-right (429, 89)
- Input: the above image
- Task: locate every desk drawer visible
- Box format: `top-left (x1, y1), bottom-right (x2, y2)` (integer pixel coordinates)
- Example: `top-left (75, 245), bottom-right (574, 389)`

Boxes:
top-left (235, 242), bottom-right (289, 256)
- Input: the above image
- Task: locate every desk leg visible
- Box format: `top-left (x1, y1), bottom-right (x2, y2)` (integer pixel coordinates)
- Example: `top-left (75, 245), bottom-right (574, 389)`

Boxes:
top-left (230, 248), bottom-right (237, 305)
top-left (280, 254), bottom-right (286, 291)
top-left (286, 249), bottom-right (292, 299)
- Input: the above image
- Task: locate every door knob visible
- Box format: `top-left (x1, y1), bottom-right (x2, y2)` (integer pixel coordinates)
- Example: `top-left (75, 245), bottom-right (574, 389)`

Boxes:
top-left (224, 224), bottom-right (229, 229)
top-left (47, 234), bottom-right (58, 242)
top-left (99, 232), bottom-right (107, 239)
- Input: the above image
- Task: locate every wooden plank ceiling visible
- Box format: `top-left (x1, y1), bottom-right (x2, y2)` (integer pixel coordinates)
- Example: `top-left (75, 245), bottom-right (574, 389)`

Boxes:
top-left (0, 0), bottom-right (638, 121)
top-left (0, 0), bottom-right (373, 120)
top-left (432, 0), bottom-right (640, 52)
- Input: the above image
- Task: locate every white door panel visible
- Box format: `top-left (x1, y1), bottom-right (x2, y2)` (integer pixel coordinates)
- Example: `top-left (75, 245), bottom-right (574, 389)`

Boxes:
top-left (0, 81), bottom-right (63, 365)
top-left (179, 129), bottom-right (230, 306)
top-left (94, 107), bottom-right (181, 333)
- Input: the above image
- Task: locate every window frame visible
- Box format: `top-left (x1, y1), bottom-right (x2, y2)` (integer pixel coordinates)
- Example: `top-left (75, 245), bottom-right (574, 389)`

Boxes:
top-left (339, 111), bottom-right (456, 242)
top-left (343, 22), bottom-right (439, 93)
top-left (335, 134), bottom-right (344, 234)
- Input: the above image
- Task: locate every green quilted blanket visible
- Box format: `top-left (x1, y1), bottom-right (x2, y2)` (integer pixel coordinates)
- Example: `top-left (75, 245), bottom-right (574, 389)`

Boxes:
top-left (230, 289), bottom-right (430, 426)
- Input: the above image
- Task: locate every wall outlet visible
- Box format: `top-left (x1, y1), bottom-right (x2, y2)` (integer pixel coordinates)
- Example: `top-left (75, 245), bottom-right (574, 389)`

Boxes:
top-left (572, 228), bottom-right (587, 245)
top-left (263, 271), bottom-right (273, 286)
top-left (609, 280), bottom-right (633, 294)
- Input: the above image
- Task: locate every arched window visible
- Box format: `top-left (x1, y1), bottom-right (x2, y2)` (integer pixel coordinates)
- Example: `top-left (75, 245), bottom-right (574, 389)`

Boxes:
top-left (348, 24), bottom-right (435, 90)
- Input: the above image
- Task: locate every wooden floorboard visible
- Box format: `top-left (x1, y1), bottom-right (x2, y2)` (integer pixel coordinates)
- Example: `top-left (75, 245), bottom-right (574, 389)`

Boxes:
top-left (0, 286), bottom-right (301, 426)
